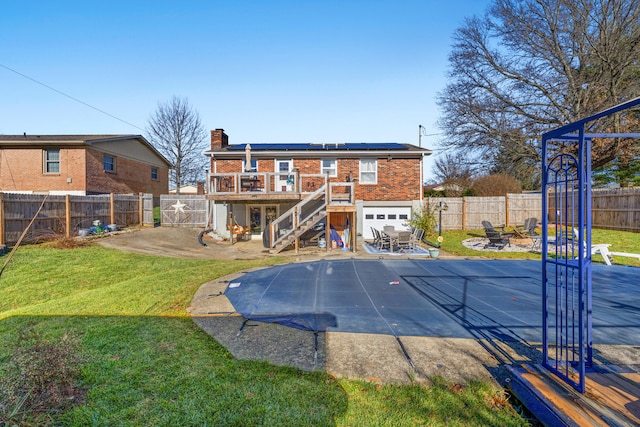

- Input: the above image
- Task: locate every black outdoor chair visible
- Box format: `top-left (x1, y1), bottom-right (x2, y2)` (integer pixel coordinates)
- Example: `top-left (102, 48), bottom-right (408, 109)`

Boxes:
top-left (523, 217), bottom-right (539, 236)
top-left (522, 217), bottom-right (541, 249)
top-left (482, 220), bottom-right (504, 233)
top-left (484, 229), bottom-right (510, 249)
top-left (482, 220), bottom-right (512, 237)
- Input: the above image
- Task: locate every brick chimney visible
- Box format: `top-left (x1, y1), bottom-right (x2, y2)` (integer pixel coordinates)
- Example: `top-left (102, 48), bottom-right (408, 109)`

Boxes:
top-left (210, 129), bottom-right (228, 149)
top-left (196, 181), bottom-right (205, 195)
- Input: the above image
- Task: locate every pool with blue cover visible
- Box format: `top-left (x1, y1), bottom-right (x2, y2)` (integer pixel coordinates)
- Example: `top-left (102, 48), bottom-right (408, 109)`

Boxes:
top-left (224, 259), bottom-right (640, 345)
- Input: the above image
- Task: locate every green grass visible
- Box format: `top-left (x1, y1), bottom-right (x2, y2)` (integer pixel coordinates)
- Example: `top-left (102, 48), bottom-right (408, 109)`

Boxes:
top-left (437, 228), bottom-right (640, 266)
top-left (0, 243), bottom-right (529, 426)
top-left (153, 205), bottom-right (161, 224)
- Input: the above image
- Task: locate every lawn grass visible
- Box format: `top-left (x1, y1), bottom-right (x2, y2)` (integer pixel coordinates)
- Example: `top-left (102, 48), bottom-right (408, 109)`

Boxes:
top-left (0, 242), bottom-right (530, 426)
top-left (438, 228), bottom-right (640, 266)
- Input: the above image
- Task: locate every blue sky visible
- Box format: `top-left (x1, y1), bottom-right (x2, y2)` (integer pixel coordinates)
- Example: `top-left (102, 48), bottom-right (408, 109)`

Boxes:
top-left (0, 0), bottom-right (491, 177)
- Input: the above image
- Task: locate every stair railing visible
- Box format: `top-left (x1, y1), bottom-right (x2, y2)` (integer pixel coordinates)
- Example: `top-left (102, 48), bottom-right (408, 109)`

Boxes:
top-left (270, 183), bottom-right (327, 249)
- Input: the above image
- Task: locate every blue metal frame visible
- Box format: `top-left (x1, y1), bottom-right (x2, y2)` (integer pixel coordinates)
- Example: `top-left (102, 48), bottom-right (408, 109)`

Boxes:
top-left (541, 96), bottom-right (640, 393)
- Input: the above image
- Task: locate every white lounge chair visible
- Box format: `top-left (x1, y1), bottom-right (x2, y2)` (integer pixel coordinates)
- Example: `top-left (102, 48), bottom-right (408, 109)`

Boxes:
top-left (591, 244), bottom-right (640, 266)
top-left (555, 228), bottom-right (639, 266)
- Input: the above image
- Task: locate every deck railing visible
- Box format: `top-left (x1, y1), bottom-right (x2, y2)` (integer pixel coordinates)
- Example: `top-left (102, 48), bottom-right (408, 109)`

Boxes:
top-left (328, 182), bottom-right (355, 205)
top-left (208, 171), bottom-right (330, 195)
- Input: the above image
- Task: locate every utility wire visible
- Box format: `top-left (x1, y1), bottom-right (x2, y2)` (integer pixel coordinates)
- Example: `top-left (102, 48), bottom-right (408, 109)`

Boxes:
top-left (0, 63), bottom-right (145, 132)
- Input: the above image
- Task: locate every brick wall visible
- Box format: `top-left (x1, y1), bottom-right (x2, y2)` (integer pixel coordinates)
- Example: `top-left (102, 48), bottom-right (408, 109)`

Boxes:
top-left (0, 147), bottom-right (88, 192)
top-left (0, 145), bottom-right (168, 196)
top-left (359, 158), bottom-right (421, 201)
top-left (85, 148), bottom-right (168, 196)
top-left (211, 156), bottom-right (421, 201)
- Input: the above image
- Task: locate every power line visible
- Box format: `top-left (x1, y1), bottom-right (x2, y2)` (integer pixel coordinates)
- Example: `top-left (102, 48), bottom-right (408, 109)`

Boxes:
top-left (0, 63), bottom-right (145, 132)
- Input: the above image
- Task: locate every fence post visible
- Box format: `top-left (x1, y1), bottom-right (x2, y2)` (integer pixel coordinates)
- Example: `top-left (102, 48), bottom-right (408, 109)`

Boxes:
top-left (0, 193), bottom-right (4, 246)
top-left (139, 193), bottom-right (144, 226)
top-left (462, 197), bottom-right (467, 230)
top-left (110, 193), bottom-right (116, 225)
top-left (505, 193), bottom-right (510, 227)
top-left (65, 194), bottom-right (71, 237)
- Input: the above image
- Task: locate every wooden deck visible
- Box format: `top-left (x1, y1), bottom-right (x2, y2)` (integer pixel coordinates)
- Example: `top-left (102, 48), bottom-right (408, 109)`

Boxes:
top-left (508, 363), bottom-right (640, 426)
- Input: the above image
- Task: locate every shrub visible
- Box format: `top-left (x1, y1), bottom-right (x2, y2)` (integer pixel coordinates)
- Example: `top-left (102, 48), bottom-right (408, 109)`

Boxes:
top-left (471, 174), bottom-right (522, 196)
top-left (406, 201), bottom-right (438, 238)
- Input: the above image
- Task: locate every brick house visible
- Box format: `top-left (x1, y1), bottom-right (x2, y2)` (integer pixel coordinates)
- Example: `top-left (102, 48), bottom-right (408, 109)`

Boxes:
top-left (205, 129), bottom-right (431, 252)
top-left (0, 134), bottom-right (170, 196)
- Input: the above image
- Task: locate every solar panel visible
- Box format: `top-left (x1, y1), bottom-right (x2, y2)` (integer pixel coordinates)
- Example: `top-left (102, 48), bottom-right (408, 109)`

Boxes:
top-left (226, 142), bottom-right (408, 151)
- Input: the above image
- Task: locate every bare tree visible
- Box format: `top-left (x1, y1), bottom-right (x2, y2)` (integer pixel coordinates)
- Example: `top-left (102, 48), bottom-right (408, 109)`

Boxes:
top-left (432, 151), bottom-right (476, 195)
top-left (437, 0), bottom-right (640, 187)
top-left (146, 96), bottom-right (208, 193)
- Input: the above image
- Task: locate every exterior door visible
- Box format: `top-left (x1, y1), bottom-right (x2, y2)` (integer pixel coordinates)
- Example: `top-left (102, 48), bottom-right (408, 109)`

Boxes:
top-left (248, 205), bottom-right (278, 237)
top-left (275, 159), bottom-right (292, 192)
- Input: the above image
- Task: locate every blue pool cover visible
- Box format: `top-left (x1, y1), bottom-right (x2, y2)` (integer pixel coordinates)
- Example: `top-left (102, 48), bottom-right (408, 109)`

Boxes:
top-left (224, 259), bottom-right (640, 345)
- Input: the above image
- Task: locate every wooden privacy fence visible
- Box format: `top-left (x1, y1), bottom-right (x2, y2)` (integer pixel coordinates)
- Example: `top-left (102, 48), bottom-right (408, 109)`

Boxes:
top-left (425, 194), bottom-right (543, 231)
top-left (544, 187), bottom-right (640, 233)
top-left (590, 188), bottom-right (640, 232)
top-left (428, 188), bottom-right (640, 232)
top-left (0, 193), bottom-right (154, 245)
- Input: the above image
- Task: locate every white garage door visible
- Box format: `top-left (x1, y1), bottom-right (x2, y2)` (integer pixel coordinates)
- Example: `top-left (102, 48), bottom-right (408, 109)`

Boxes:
top-left (362, 206), bottom-right (412, 239)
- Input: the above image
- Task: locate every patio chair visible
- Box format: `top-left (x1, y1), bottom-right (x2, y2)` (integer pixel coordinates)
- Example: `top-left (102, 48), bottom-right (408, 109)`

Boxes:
top-left (374, 228), bottom-right (391, 250)
top-left (396, 231), bottom-right (412, 252)
top-left (370, 227), bottom-right (380, 246)
top-left (523, 217), bottom-right (539, 236)
top-left (409, 228), bottom-right (424, 251)
top-left (521, 217), bottom-right (541, 249)
top-left (484, 229), bottom-right (510, 249)
top-left (592, 244), bottom-right (640, 266)
top-left (552, 227), bottom-right (638, 266)
top-left (481, 220), bottom-right (509, 236)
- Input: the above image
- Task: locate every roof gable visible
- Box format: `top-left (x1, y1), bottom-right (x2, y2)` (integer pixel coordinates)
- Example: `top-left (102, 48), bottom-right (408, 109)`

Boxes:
top-left (0, 134), bottom-right (171, 167)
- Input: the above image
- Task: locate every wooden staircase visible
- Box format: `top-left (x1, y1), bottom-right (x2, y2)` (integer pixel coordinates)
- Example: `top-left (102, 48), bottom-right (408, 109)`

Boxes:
top-left (268, 182), bottom-right (355, 254)
top-left (269, 210), bottom-right (327, 253)
top-left (269, 185), bottom-right (328, 253)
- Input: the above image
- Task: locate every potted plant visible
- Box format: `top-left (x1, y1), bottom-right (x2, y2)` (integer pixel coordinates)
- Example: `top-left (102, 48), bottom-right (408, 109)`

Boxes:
top-left (429, 236), bottom-right (444, 258)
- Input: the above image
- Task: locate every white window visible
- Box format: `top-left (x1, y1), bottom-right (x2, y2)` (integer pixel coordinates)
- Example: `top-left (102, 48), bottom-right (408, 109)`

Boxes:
top-left (243, 159), bottom-right (258, 172)
top-left (151, 167), bottom-right (158, 180)
top-left (44, 148), bottom-right (60, 174)
top-left (321, 158), bottom-right (337, 177)
top-left (359, 159), bottom-right (377, 184)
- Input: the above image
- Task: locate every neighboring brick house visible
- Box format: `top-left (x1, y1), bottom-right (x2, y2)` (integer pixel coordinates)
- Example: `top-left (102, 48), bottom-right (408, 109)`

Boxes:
top-left (205, 129), bottom-right (431, 249)
top-left (0, 134), bottom-right (170, 196)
